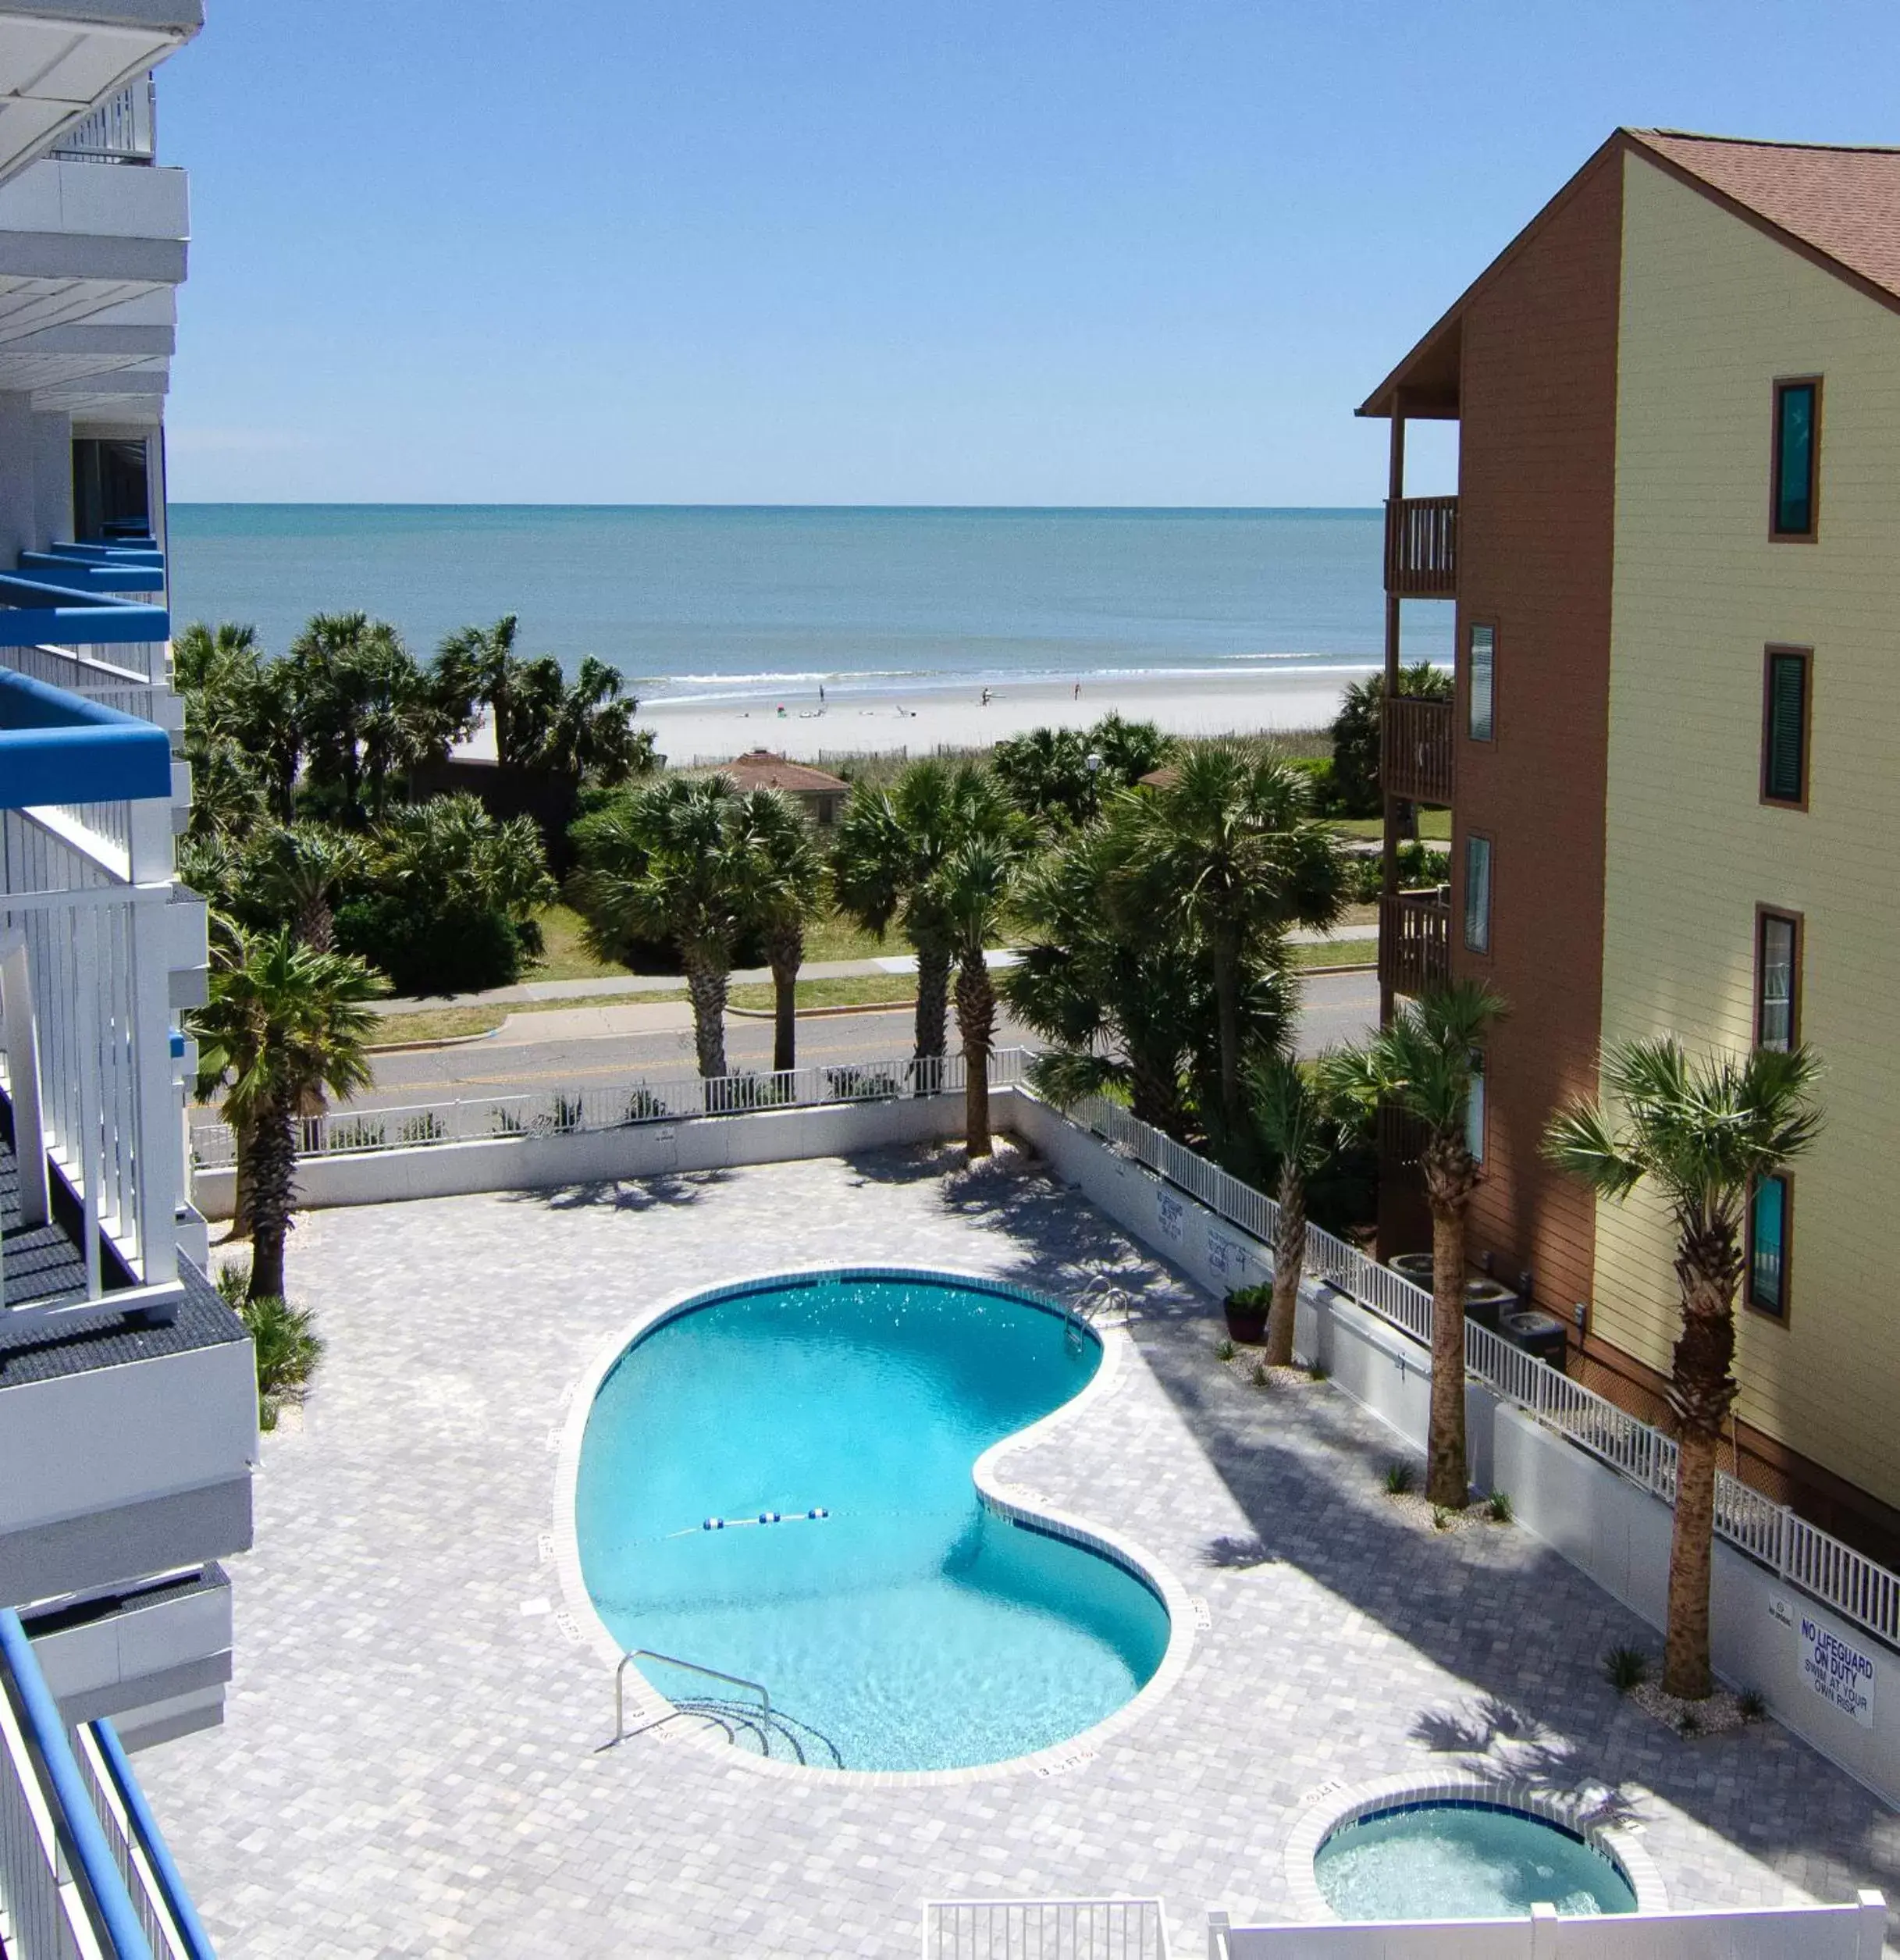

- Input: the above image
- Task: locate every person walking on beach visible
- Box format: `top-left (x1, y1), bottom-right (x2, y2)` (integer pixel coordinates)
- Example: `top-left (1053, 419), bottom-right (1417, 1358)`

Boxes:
top-left (1073, 681), bottom-right (1080, 701)
top-left (819, 683), bottom-right (825, 705)
top-left (980, 686), bottom-right (992, 706)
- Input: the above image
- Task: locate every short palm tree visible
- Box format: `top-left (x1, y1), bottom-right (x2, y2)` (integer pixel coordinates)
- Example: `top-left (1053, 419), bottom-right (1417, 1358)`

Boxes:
top-left (1245, 1051), bottom-right (1341, 1368)
top-left (191, 928), bottom-right (383, 1301)
top-left (733, 787), bottom-right (824, 1072)
top-left (1122, 745), bottom-right (1346, 1140)
top-left (572, 776), bottom-right (766, 1078)
top-left (1327, 980), bottom-right (1506, 1509)
top-left (832, 761), bottom-right (1023, 1071)
top-left (251, 824), bottom-right (368, 952)
top-left (1545, 1039), bottom-right (1822, 1699)
top-left (930, 834), bottom-right (1026, 1157)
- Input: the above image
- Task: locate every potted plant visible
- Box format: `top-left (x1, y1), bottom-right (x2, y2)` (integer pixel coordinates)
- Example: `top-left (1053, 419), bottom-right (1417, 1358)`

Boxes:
top-left (1223, 1282), bottom-right (1271, 1344)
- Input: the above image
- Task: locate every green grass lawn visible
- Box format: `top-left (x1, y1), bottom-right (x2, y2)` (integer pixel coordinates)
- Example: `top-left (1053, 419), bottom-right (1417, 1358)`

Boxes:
top-left (1332, 810), bottom-right (1451, 841)
top-left (1291, 937), bottom-right (1375, 969)
top-left (526, 904), bottom-right (630, 983)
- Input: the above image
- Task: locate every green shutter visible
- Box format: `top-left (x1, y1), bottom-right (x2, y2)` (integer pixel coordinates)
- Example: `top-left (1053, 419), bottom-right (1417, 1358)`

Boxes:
top-left (1765, 654), bottom-right (1806, 802)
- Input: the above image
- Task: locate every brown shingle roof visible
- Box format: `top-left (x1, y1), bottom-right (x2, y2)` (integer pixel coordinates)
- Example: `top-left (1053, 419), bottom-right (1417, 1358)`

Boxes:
top-left (1631, 130), bottom-right (1900, 309)
top-left (705, 749), bottom-right (849, 795)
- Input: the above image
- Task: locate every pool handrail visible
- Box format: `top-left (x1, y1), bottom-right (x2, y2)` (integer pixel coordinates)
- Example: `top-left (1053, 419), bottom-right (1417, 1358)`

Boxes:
top-left (614, 1648), bottom-right (771, 1744)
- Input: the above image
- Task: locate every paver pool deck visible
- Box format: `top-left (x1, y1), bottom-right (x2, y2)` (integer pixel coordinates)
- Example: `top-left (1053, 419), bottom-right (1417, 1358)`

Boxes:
top-left (142, 1146), bottom-right (1900, 1957)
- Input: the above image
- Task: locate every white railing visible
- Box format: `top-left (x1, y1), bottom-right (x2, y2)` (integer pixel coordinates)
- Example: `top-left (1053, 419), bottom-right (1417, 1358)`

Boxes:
top-left (192, 1048), bottom-right (1030, 1170)
top-left (47, 76), bottom-right (155, 164)
top-left (1071, 1095), bottom-right (1900, 1654)
top-left (1, 815), bottom-right (178, 1310)
top-left (925, 1899), bottom-right (1169, 1960)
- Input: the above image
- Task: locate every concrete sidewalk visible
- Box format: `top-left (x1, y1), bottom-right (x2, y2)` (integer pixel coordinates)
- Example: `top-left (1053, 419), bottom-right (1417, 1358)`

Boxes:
top-left (375, 925), bottom-right (1372, 1017)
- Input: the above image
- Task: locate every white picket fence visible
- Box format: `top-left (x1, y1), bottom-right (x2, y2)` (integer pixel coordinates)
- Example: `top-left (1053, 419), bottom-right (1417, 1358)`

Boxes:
top-left (191, 1048), bottom-right (1029, 1171)
top-left (1073, 1097), bottom-right (1900, 1655)
top-left (924, 1898), bottom-right (1169, 1960)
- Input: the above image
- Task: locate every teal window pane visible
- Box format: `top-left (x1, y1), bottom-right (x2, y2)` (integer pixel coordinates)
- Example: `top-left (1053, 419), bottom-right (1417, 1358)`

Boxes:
top-left (1774, 382), bottom-right (1816, 535)
top-left (1463, 835), bottom-right (1492, 954)
top-left (1749, 1176), bottom-right (1788, 1317)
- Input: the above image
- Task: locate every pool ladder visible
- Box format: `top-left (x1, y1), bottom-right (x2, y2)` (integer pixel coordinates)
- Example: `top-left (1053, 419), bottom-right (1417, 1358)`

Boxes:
top-left (1071, 1274), bottom-right (1133, 1329)
top-left (611, 1649), bottom-right (844, 1766)
top-left (614, 1648), bottom-right (769, 1745)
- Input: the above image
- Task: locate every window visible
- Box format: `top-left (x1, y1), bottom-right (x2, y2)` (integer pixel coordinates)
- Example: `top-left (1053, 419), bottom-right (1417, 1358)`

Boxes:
top-left (1760, 647), bottom-right (1810, 807)
top-left (1463, 834), bottom-right (1493, 954)
top-left (1464, 1059), bottom-right (1486, 1165)
top-left (1771, 379), bottom-right (1820, 539)
top-left (1756, 908), bottom-right (1801, 1051)
top-left (1468, 624), bottom-right (1496, 742)
top-left (1747, 1173), bottom-right (1791, 1319)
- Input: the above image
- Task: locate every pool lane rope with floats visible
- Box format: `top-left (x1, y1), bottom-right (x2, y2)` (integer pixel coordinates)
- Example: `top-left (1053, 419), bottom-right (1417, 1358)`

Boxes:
top-left (676, 1507), bottom-right (831, 1536)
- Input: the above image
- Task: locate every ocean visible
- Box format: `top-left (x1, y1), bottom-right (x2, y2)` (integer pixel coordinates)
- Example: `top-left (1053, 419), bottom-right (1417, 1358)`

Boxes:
top-left (164, 505), bottom-right (1443, 707)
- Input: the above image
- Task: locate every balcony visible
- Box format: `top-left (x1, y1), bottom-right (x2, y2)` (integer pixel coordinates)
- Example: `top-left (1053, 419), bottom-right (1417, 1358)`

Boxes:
top-left (1381, 691), bottom-right (1454, 806)
top-left (1384, 493), bottom-right (1457, 597)
top-left (45, 74), bottom-right (156, 165)
top-left (1379, 888), bottom-right (1451, 997)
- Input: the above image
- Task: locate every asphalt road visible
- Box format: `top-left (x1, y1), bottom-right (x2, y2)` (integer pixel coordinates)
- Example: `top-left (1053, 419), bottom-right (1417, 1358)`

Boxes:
top-left (188, 969), bottom-right (1380, 1131)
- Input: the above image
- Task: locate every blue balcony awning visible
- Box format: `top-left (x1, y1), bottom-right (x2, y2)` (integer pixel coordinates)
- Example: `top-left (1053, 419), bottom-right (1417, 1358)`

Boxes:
top-left (0, 667), bottom-right (171, 808)
top-left (0, 574), bottom-right (167, 649)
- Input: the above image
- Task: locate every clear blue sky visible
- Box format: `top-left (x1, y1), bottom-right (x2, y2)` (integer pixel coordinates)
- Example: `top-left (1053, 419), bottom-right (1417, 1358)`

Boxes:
top-left (160, 0), bottom-right (1900, 506)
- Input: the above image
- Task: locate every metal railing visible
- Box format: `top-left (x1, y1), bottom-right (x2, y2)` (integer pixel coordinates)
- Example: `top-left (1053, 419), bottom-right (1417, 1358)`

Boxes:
top-left (1071, 1094), bottom-right (1900, 1652)
top-left (0, 816), bottom-right (180, 1310)
top-left (47, 76), bottom-right (156, 164)
top-left (924, 1899), bottom-right (1169, 1960)
top-left (193, 1048), bottom-right (1030, 1169)
top-left (614, 1649), bottom-right (770, 1747)
top-left (73, 1723), bottom-right (215, 1959)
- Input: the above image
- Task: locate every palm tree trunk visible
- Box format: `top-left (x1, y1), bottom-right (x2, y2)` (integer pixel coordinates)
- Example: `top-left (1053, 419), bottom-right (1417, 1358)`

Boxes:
top-left (1265, 1163), bottom-right (1305, 1368)
top-left (296, 894), bottom-right (334, 953)
top-left (684, 952), bottom-right (730, 1080)
top-left (767, 922), bottom-right (802, 1074)
top-left (1661, 1257), bottom-right (1739, 1699)
top-left (246, 1100), bottom-right (297, 1301)
top-left (229, 1125), bottom-right (254, 1241)
top-left (1129, 1047), bottom-right (1187, 1139)
top-left (955, 953), bottom-right (995, 1158)
top-left (1213, 934), bottom-right (1244, 1137)
top-left (1425, 1194), bottom-right (1470, 1509)
top-left (914, 941), bottom-right (951, 1083)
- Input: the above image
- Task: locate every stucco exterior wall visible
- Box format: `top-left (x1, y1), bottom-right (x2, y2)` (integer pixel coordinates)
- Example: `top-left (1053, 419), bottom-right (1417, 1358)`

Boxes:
top-left (1599, 151), bottom-right (1900, 1513)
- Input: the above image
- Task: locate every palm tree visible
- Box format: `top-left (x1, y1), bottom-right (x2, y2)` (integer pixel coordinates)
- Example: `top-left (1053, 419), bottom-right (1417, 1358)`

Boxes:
top-left (1326, 980), bottom-right (1506, 1510)
top-left (191, 928), bottom-right (382, 1300)
top-left (1245, 1051), bottom-right (1342, 1368)
top-left (572, 776), bottom-right (767, 1078)
top-left (1003, 809), bottom-right (1295, 1140)
top-left (251, 824), bottom-right (368, 952)
top-left (930, 835), bottom-right (1026, 1156)
top-left (1545, 1040), bottom-right (1822, 1699)
top-left (732, 788), bottom-right (824, 1072)
top-left (1123, 745), bottom-right (1347, 1140)
top-left (832, 761), bottom-right (1023, 1071)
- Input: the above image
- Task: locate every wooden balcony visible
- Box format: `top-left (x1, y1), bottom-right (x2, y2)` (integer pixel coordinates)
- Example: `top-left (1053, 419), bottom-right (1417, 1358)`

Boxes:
top-left (1384, 494), bottom-right (1457, 598)
top-left (1379, 888), bottom-right (1451, 997)
top-left (1381, 692), bottom-right (1453, 806)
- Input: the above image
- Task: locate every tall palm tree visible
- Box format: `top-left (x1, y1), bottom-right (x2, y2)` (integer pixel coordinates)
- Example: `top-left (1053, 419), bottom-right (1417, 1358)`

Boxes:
top-left (1245, 1051), bottom-right (1343, 1368)
top-left (1545, 1040), bottom-right (1822, 1699)
top-left (930, 834), bottom-right (1026, 1157)
top-left (1123, 745), bottom-right (1347, 1140)
top-left (1326, 980), bottom-right (1506, 1509)
top-left (732, 788), bottom-right (824, 1072)
top-left (191, 929), bottom-right (382, 1300)
top-left (832, 761), bottom-right (1023, 1070)
top-left (572, 777), bottom-right (767, 1078)
top-left (251, 824), bottom-right (368, 952)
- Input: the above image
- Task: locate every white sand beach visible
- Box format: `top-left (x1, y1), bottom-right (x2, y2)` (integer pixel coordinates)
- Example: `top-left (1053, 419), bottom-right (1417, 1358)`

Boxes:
top-left (632, 666), bottom-right (1370, 767)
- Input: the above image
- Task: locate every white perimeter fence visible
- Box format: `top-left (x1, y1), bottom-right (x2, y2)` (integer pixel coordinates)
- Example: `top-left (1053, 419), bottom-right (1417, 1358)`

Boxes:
top-left (1070, 1097), bottom-right (1900, 1659)
top-left (926, 1898), bottom-right (1169, 1960)
top-left (191, 1049), bottom-right (1029, 1171)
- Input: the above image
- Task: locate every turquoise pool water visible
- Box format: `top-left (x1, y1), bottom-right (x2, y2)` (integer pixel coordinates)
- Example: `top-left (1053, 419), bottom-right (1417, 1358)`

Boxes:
top-left (574, 1272), bottom-right (1172, 1771)
top-left (1315, 1802), bottom-right (1638, 1919)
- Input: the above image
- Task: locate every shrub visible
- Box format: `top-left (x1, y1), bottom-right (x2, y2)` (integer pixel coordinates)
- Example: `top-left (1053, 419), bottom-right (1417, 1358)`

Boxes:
top-left (217, 1263), bottom-right (323, 1432)
top-left (1215, 1336), bottom-right (1236, 1361)
top-left (1738, 1688), bottom-right (1768, 1722)
top-left (621, 1087), bottom-right (670, 1125)
top-left (1432, 1506), bottom-right (1450, 1531)
top-left (826, 1064), bottom-right (900, 1101)
top-left (492, 1105), bottom-right (528, 1135)
top-left (325, 1115), bottom-right (386, 1153)
top-left (1251, 1358), bottom-right (1270, 1387)
top-left (1603, 1645), bottom-right (1650, 1693)
top-left (1487, 1489), bottom-right (1514, 1524)
top-left (335, 894), bottom-right (527, 998)
top-left (1383, 1461), bottom-right (1417, 1496)
top-left (397, 1111), bottom-right (447, 1146)
top-left (1307, 1362), bottom-right (1330, 1383)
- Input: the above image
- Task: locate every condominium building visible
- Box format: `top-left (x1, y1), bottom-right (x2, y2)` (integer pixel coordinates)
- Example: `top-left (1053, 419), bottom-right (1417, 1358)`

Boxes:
top-left (0, 0), bottom-right (257, 1801)
top-left (1362, 127), bottom-right (1900, 1558)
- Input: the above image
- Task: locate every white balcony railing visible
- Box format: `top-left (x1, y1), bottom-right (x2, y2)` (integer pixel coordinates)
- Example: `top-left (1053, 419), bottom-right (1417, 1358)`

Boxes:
top-left (45, 76), bottom-right (156, 165)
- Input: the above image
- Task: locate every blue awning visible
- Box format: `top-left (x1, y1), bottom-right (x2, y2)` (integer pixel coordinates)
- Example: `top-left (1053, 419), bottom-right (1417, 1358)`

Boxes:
top-left (0, 667), bottom-right (172, 808)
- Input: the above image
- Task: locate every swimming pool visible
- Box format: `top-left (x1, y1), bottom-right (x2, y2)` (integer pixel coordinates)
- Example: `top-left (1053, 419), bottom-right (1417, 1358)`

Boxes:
top-left (571, 1270), bottom-right (1173, 1772)
top-left (1314, 1801), bottom-right (1639, 1920)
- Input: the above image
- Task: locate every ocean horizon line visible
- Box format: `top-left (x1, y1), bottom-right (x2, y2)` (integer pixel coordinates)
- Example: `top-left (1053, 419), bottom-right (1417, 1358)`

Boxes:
top-left (169, 500), bottom-right (1386, 517)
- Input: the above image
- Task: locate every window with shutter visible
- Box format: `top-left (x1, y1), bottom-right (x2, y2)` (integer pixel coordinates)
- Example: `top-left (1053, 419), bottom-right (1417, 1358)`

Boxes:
top-left (1468, 624), bottom-right (1495, 742)
top-left (1761, 647), bottom-right (1810, 807)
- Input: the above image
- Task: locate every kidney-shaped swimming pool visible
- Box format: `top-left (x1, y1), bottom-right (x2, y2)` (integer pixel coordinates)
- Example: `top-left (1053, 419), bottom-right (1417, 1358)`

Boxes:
top-left (573, 1270), bottom-right (1172, 1772)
